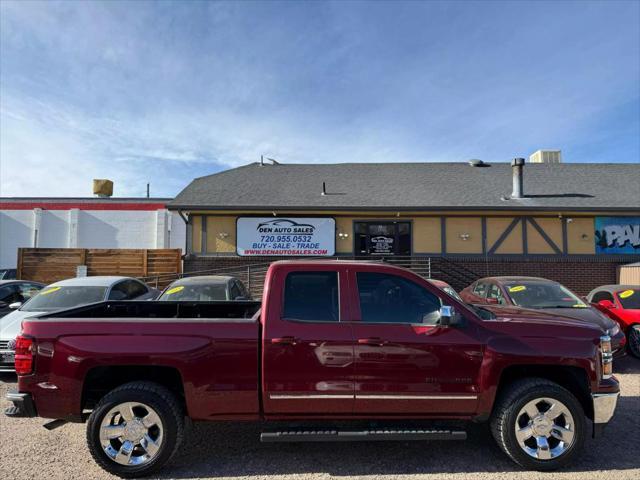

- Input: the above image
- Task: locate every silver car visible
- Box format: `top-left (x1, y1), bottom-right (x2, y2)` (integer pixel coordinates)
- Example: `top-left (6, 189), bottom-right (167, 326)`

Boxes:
top-left (0, 276), bottom-right (157, 372)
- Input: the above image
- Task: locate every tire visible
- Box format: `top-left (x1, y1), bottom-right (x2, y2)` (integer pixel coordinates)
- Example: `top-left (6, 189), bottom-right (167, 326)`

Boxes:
top-left (627, 325), bottom-right (640, 358)
top-left (86, 381), bottom-right (184, 478)
top-left (490, 378), bottom-right (586, 471)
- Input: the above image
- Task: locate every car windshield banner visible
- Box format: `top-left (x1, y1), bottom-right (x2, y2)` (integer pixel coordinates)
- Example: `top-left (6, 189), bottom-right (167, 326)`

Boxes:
top-left (595, 216), bottom-right (640, 254)
top-left (237, 217), bottom-right (336, 256)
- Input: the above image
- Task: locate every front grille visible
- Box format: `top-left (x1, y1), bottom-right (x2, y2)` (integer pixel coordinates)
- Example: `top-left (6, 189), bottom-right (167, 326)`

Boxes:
top-left (0, 340), bottom-right (10, 351)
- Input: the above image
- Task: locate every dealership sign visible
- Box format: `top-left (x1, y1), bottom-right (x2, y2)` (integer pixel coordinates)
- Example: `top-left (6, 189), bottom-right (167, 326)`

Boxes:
top-left (237, 217), bottom-right (335, 256)
top-left (595, 217), bottom-right (640, 254)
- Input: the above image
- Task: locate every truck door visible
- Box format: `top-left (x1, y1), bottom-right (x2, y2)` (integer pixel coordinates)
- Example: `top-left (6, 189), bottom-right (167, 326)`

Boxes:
top-left (350, 269), bottom-right (483, 415)
top-left (262, 266), bottom-right (355, 415)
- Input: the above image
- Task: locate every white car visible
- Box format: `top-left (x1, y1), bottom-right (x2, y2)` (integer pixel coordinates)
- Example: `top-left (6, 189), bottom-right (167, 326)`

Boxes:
top-left (0, 276), bottom-right (157, 372)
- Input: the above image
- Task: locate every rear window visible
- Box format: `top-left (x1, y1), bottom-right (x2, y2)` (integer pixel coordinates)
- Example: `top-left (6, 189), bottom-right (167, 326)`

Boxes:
top-left (159, 283), bottom-right (228, 301)
top-left (282, 271), bottom-right (339, 322)
top-left (22, 286), bottom-right (107, 311)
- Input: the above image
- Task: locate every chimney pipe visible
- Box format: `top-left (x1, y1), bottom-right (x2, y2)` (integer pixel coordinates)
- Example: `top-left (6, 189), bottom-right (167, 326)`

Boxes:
top-left (511, 158), bottom-right (525, 199)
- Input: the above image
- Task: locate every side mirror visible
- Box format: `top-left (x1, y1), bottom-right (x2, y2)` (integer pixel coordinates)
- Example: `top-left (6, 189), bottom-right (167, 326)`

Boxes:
top-left (486, 297), bottom-right (499, 305)
top-left (439, 305), bottom-right (462, 326)
top-left (598, 300), bottom-right (615, 309)
top-left (9, 302), bottom-right (22, 310)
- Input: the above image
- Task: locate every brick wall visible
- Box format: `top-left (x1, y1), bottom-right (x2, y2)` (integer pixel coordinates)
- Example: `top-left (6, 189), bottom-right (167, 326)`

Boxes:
top-left (184, 254), bottom-right (640, 297)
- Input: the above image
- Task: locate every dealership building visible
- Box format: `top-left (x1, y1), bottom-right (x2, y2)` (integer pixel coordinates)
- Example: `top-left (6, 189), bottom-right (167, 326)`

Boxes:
top-left (169, 159), bottom-right (640, 294)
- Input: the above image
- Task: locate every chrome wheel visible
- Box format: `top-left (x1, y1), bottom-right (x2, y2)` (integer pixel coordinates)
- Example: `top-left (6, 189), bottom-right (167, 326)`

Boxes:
top-left (99, 401), bottom-right (163, 466)
top-left (515, 397), bottom-right (575, 460)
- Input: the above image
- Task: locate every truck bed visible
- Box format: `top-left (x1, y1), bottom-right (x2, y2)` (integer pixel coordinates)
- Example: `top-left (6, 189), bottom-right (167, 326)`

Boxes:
top-left (20, 300), bottom-right (262, 421)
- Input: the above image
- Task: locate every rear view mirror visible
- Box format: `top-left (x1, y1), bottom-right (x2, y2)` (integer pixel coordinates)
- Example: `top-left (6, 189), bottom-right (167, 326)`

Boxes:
top-left (439, 305), bottom-right (462, 326)
top-left (9, 302), bottom-right (22, 310)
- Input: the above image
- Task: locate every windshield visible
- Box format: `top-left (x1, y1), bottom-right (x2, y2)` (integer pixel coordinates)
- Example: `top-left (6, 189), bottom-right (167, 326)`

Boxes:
top-left (21, 286), bottom-right (107, 311)
top-left (159, 283), bottom-right (228, 301)
top-left (617, 289), bottom-right (640, 309)
top-left (504, 282), bottom-right (587, 309)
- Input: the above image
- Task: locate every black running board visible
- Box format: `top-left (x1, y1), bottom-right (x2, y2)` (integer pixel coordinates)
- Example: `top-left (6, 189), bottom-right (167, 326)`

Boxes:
top-left (261, 429), bottom-right (466, 442)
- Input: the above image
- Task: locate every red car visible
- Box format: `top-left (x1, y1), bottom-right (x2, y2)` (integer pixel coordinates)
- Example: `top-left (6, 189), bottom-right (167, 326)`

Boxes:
top-left (428, 278), bottom-right (462, 301)
top-left (588, 285), bottom-right (640, 358)
top-left (460, 276), bottom-right (625, 355)
top-left (6, 261), bottom-right (619, 476)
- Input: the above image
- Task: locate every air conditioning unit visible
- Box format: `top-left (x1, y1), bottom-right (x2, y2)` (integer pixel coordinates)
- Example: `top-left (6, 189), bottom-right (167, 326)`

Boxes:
top-left (529, 150), bottom-right (562, 163)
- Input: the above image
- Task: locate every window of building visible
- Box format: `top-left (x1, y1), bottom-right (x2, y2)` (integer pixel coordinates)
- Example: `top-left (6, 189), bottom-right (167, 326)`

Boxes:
top-left (354, 221), bottom-right (411, 256)
top-left (282, 272), bottom-right (339, 322)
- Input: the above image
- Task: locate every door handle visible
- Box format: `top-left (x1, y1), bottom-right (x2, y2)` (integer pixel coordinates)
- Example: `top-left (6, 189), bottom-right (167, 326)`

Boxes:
top-left (357, 337), bottom-right (386, 346)
top-left (271, 336), bottom-right (298, 345)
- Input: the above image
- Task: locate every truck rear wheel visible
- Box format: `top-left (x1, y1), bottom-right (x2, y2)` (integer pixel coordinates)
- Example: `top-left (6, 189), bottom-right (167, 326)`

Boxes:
top-left (490, 378), bottom-right (586, 471)
top-left (86, 381), bottom-right (184, 478)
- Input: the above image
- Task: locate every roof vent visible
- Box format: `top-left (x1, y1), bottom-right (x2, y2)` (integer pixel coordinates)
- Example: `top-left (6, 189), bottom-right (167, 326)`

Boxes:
top-left (260, 155), bottom-right (280, 166)
top-left (468, 159), bottom-right (488, 167)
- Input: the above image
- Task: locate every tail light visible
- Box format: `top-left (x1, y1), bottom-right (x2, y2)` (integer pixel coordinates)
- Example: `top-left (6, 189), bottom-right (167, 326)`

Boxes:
top-left (14, 336), bottom-right (35, 375)
top-left (600, 334), bottom-right (613, 379)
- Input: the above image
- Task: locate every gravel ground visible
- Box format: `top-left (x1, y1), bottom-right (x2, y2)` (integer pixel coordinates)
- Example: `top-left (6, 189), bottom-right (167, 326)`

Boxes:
top-left (1, 358), bottom-right (638, 480)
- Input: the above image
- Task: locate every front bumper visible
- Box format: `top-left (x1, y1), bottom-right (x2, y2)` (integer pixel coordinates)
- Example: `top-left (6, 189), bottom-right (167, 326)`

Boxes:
top-left (4, 390), bottom-right (37, 418)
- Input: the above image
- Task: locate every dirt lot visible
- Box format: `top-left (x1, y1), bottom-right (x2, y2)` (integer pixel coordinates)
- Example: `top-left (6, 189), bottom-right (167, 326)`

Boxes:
top-left (0, 358), bottom-right (638, 480)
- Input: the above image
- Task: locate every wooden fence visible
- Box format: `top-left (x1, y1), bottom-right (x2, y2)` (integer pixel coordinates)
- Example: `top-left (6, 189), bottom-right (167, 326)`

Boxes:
top-left (17, 248), bottom-right (182, 286)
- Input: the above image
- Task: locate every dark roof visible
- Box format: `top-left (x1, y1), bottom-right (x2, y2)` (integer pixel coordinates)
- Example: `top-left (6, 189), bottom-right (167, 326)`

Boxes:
top-left (169, 162), bottom-right (640, 211)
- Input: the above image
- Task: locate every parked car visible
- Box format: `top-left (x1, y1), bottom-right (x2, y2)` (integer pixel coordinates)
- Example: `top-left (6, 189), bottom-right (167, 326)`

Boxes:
top-left (6, 261), bottom-right (619, 476)
top-left (0, 276), bottom-right (157, 372)
top-left (460, 276), bottom-right (625, 354)
top-left (588, 285), bottom-right (640, 358)
top-left (158, 275), bottom-right (252, 301)
top-left (0, 280), bottom-right (44, 318)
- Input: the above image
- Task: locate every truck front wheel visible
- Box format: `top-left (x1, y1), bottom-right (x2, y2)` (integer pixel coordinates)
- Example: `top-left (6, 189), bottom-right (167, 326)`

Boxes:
top-left (86, 381), bottom-right (184, 478)
top-left (490, 378), bottom-right (586, 471)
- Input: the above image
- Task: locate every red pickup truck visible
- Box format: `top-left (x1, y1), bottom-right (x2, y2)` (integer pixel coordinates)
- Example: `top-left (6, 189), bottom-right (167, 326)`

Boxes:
top-left (6, 261), bottom-right (620, 478)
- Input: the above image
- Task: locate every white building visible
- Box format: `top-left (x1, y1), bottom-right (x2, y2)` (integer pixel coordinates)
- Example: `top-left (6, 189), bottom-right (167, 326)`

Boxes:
top-left (0, 198), bottom-right (186, 269)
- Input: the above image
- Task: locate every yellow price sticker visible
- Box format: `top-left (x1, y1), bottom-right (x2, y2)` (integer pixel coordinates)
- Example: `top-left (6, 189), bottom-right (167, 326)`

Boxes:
top-left (619, 289), bottom-right (635, 299)
top-left (40, 286), bottom-right (61, 295)
top-left (572, 304), bottom-right (588, 308)
top-left (165, 286), bottom-right (184, 295)
top-left (509, 285), bottom-right (527, 292)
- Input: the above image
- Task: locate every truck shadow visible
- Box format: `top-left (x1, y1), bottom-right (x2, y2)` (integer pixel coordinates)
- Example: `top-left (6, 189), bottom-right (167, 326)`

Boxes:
top-left (163, 395), bottom-right (640, 478)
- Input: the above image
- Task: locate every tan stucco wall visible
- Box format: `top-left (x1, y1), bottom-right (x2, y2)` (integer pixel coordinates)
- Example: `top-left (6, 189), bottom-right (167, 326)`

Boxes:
top-left (486, 217), bottom-right (520, 253)
top-left (187, 212), bottom-right (618, 256)
top-left (335, 217), bottom-right (354, 254)
top-left (206, 216), bottom-right (237, 253)
top-left (567, 217), bottom-right (596, 254)
top-left (445, 217), bottom-right (482, 253)
top-left (413, 217), bottom-right (441, 253)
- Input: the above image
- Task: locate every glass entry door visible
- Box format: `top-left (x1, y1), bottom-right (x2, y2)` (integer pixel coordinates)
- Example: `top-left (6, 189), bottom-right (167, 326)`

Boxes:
top-left (354, 221), bottom-right (411, 256)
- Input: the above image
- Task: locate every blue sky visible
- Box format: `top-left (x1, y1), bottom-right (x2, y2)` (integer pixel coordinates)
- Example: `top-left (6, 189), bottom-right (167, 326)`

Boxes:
top-left (1, 0), bottom-right (638, 197)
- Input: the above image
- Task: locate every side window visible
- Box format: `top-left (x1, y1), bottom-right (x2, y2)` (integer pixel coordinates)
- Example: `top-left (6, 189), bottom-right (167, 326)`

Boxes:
top-left (127, 281), bottom-right (148, 299)
top-left (487, 284), bottom-right (505, 304)
top-left (108, 282), bottom-right (129, 300)
top-left (18, 283), bottom-right (42, 301)
top-left (230, 282), bottom-right (242, 300)
top-left (357, 272), bottom-right (441, 325)
top-left (0, 285), bottom-right (19, 303)
top-left (282, 271), bottom-right (339, 322)
top-left (592, 291), bottom-right (614, 303)
top-left (473, 282), bottom-right (489, 298)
